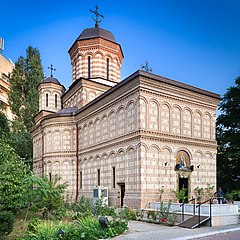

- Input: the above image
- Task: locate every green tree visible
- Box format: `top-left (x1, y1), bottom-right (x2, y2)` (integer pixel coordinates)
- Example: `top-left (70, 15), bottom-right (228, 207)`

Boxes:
top-left (0, 112), bottom-right (10, 140)
top-left (0, 140), bottom-right (30, 212)
top-left (24, 175), bottom-right (67, 219)
top-left (8, 46), bottom-right (43, 165)
top-left (8, 46), bottom-right (43, 131)
top-left (217, 76), bottom-right (240, 191)
top-left (11, 128), bottom-right (33, 166)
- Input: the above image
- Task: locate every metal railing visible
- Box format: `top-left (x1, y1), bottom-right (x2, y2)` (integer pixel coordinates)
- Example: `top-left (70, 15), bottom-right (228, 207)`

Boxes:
top-left (180, 198), bottom-right (196, 222)
top-left (196, 198), bottom-right (212, 227)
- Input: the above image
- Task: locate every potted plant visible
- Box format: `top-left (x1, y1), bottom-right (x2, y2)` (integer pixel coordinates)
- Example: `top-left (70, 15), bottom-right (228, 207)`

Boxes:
top-left (172, 188), bottom-right (187, 203)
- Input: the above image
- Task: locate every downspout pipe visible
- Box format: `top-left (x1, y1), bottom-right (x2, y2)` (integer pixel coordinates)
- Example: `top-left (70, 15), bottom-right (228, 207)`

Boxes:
top-left (76, 122), bottom-right (79, 201)
top-left (42, 133), bottom-right (44, 177)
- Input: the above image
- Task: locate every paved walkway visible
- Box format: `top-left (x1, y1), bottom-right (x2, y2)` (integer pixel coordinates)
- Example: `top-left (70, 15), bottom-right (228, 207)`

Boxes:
top-left (114, 221), bottom-right (240, 240)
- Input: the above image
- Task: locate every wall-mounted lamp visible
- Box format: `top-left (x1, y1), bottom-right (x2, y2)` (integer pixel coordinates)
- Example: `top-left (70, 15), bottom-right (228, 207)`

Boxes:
top-left (197, 165), bottom-right (200, 169)
top-left (164, 162), bottom-right (168, 166)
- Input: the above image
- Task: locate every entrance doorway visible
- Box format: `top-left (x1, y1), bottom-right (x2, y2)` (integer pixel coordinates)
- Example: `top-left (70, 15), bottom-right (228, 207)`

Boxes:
top-left (179, 177), bottom-right (188, 203)
top-left (118, 183), bottom-right (125, 207)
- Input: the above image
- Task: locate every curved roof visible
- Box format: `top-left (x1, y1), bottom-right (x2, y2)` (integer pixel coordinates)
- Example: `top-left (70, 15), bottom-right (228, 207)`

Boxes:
top-left (77, 27), bottom-right (116, 42)
top-left (42, 77), bottom-right (61, 85)
top-left (56, 107), bottom-right (77, 115)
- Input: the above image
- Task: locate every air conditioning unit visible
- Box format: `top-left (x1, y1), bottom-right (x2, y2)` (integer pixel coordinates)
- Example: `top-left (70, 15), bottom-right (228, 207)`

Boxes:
top-left (93, 186), bottom-right (108, 206)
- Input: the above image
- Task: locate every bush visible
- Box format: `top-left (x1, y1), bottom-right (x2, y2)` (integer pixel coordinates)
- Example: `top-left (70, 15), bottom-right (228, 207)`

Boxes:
top-left (119, 206), bottom-right (137, 220)
top-left (225, 190), bottom-right (240, 202)
top-left (195, 183), bottom-right (215, 203)
top-left (19, 195), bottom-right (129, 239)
top-left (70, 196), bottom-right (117, 219)
top-left (93, 197), bottom-right (116, 217)
top-left (156, 201), bottom-right (177, 226)
top-left (172, 188), bottom-right (187, 203)
top-left (19, 216), bottom-right (128, 240)
top-left (27, 217), bottom-right (42, 232)
top-left (20, 220), bottom-right (77, 240)
top-left (70, 196), bottom-right (92, 218)
top-left (147, 210), bottom-right (156, 222)
top-left (0, 211), bottom-right (14, 238)
top-left (23, 175), bottom-right (67, 220)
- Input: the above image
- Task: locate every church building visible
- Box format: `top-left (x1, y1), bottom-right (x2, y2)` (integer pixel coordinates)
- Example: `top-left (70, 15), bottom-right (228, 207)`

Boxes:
top-left (32, 8), bottom-right (220, 208)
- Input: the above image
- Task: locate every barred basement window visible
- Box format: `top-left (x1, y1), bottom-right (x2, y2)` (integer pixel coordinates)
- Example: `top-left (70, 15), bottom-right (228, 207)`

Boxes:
top-left (88, 56), bottom-right (91, 79)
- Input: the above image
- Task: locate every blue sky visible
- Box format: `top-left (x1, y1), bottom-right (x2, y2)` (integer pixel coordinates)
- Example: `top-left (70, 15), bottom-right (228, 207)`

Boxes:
top-left (1, 0), bottom-right (240, 97)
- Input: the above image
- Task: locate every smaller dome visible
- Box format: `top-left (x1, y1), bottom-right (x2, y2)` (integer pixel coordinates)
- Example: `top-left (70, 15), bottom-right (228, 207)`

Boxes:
top-left (78, 27), bottom-right (116, 42)
top-left (43, 77), bottom-right (61, 85)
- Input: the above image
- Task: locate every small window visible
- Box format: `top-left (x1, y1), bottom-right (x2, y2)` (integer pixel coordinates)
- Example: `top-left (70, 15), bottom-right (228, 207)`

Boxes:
top-left (97, 169), bottom-right (100, 186)
top-left (80, 171), bottom-right (82, 189)
top-left (88, 56), bottom-right (91, 79)
top-left (46, 93), bottom-right (48, 107)
top-left (106, 58), bottom-right (109, 80)
top-left (112, 166), bottom-right (115, 188)
top-left (74, 61), bottom-right (77, 80)
top-left (55, 94), bottom-right (57, 108)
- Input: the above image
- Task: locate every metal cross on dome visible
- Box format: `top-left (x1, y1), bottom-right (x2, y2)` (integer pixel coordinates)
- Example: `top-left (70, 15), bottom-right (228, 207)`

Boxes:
top-left (141, 60), bottom-right (152, 73)
top-left (48, 64), bottom-right (56, 78)
top-left (90, 5), bottom-right (104, 28)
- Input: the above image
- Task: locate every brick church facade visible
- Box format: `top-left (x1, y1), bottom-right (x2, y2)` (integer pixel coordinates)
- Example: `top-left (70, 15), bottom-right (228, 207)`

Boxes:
top-left (32, 17), bottom-right (220, 208)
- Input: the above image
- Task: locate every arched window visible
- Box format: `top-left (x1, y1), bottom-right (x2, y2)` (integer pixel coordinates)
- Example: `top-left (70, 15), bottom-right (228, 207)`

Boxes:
top-left (46, 93), bottom-right (48, 107)
top-left (72, 61), bottom-right (77, 80)
top-left (55, 94), bottom-right (57, 108)
top-left (88, 56), bottom-right (91, 79)
top-left (97, 169), bottom-right (100, 186)
top-left (106, 58), bottom-right (109, 80)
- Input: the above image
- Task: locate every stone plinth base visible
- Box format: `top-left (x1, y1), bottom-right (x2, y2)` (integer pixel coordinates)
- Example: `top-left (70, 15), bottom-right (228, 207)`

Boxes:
top-left (149, 202), bottom-right (239, 226)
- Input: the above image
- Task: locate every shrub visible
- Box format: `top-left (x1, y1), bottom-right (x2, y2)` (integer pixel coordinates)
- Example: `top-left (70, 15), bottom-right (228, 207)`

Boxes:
top-left (0, 140), bottom-right (30, 212)
top-left (117, 206), bottom-right (136, 220)
top-left (27, 217), bottom-right (42, 232)
top-left (93, 197), bottom-right (116, 217)
top-left (19, 216), bottom-right (128, 240)
top-left (107, 218), bottom-right (128, 236)
top-left (147, 210), bottom-right (156, 222)
top-left (155, 201), bottom-right (177, 226)
top-left (136, 209), bottom-right (144, 221)
top-left (23, 175), bottom-right (67, 220)
top-left (74, 215), bottom-right (128, 239)
top-left (0, 211), bottom-right (14, 239)
top-left (21, 220), bottom-right (79, 240)
top-left (225, 190), bottom-right (240, 203)
top-left (195, 183), bottom-right (215, 203)
top-left (159, 186), bottom-right (164, 202)
top-left (172, 188), bottom-right (187, 203)
top-left (70, 196), bottom-right (92, 218)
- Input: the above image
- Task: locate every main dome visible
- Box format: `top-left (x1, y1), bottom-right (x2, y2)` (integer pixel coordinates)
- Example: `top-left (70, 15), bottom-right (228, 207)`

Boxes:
top-left (77, 27), bottom-right (116, 42)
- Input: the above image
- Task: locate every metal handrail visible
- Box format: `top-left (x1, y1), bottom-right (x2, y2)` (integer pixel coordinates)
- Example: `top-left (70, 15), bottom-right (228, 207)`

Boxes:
top-left (196, 198), bottom-right (212, 227)
top-left (180, 198), bottom-right (196, 222)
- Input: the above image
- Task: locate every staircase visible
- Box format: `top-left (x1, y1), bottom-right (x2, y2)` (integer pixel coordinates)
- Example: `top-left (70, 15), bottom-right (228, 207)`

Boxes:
top-left (178, 215), bottom-right (210, 229)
